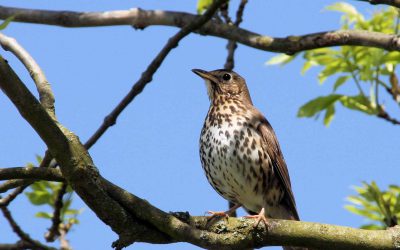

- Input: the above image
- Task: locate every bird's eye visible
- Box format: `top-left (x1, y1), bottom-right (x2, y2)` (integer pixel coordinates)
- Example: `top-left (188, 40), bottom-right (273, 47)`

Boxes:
top-left (222, 73), bottom-right (231, 81)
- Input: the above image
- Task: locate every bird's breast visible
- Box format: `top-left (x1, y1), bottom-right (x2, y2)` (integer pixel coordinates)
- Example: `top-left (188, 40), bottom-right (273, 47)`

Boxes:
top-left (199, 112), bottom-right (269, 212)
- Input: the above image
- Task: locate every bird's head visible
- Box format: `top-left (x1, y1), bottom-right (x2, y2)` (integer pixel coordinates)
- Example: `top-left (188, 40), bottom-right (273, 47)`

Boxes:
top-left (192, 69), bottom-right (252, 105)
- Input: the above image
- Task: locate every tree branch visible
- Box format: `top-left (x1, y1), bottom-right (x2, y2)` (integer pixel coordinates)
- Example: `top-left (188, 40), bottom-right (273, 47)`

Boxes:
top-left (1, 206), bottom-right (56, 250)
top-left (45, 182), bottom-right (67, 242)
top-left (0, 185), bottom-right (26, 206)
top-left (224, 0), bottom-right (247, 71)
top-left (102, 177), bottom-right (400, 249)
top-left (0, 167), bottom-right (65, 182)
top-left (1, 6), bottom-right (400, 54)
top-left (0, 32), bottom-right (55, 116)
top-left (356, 0), bottom-right (400, 8)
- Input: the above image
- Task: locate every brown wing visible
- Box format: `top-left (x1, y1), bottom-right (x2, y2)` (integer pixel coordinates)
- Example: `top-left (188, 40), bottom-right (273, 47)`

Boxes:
top-left (252, 110), bottom-right (300, 220)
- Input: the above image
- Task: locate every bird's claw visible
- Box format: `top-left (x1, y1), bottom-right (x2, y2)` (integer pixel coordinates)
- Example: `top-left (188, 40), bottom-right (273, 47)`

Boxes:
top-left (206, 210), bottom-right (230, 221)
top-left (244, 208), bottom-right (269, 228)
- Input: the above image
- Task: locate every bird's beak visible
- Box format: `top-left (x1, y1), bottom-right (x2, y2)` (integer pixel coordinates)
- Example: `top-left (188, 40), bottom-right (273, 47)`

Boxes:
top-left (192, 69), bottom-right (218, 83)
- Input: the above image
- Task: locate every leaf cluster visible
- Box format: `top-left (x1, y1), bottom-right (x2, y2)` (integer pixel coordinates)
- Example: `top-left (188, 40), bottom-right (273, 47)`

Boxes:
top-left (25, 156), bottom-right (82, 226)
top-left (345, 181), bottom-right (400, 229)
top-left (267, 2), bottom-right (400, 125)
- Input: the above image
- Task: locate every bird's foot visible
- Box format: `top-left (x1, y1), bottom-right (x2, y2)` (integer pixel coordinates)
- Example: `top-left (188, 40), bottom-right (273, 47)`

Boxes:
top-left (206, 204), bottom-right (241, 221)
top-left (244, 207), bottom-right (269, 228)
top-left (207, 210), bottom-right (230, 219)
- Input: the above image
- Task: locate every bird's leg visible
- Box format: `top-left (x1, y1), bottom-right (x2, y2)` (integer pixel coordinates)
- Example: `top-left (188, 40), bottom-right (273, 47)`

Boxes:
top-left (207, 203), bottom-right (241, 220)
top-left (244, 207), bottom-right (269, 228)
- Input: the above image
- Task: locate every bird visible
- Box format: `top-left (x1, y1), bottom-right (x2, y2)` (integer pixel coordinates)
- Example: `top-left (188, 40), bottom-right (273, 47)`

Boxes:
top-left (192, 68), bottom-right (303, 250)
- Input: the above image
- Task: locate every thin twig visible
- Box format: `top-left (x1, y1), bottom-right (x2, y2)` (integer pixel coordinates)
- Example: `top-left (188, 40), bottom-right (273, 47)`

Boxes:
top-left (377, 110), bottom-right (400, 124)
top-left (0, 179), bottom-right (30, 193)
top-left (46, 182), bottom-right (67, 242)
top-left (0, 32), bottom-right (55, 117)
top-left (219, 2), bottom-right (232, 24)
top-left (1, 206), bottom-right (56, 250)
top-left (0, 185), bottom-right (26, 206)
top-left (224, 0), bottom-right (247, 71)
top-left (85, 0), bottom-right (228, 149)
top-left (375, 66), bottom-right (380, 107)
top-left (0, 150), bottom-right (57, 194)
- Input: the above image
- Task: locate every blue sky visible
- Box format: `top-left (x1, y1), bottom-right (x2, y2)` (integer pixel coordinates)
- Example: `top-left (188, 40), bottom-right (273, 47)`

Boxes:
top-left (0, 1), bottom-right (399, 249)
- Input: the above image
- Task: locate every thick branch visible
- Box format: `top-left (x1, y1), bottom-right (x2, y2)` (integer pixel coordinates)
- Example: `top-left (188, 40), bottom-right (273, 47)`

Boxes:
top-left (1, 156), bottom-right (399, 249)
top-left (102, 177), bottom-right (400, 249)
top-left (1, 6), bottom-right (400, 54)
top-left (0, 32), bottom-right (55, 116)
top-left (0, 55), bottom-right (170, 248)
top-left (0, 167), bottom-right (64, 181)
top-left (356, 0), bottom-right (400, 8)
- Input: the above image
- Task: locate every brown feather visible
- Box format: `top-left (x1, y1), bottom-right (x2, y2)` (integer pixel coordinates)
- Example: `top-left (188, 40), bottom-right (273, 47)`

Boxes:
top-left (251, 108), bottom-right (300, 220)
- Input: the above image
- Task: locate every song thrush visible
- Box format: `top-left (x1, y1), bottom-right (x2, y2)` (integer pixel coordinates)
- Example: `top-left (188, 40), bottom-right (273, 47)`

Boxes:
top-left (193, 69), bottom-right (302, 250)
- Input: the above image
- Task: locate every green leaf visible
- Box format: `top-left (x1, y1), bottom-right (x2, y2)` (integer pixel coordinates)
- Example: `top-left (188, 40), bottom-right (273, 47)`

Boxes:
top-left (297, 94), bottom-right (343, 118)
top-left (197, 0), bottom-right (213, 14)
top-left (25, 191), bottom-right (52, 205)
top-left (318, 61), bottom-right (349, 84)
top-left (325, 2), bottom-right (363, 24)
top-left (325, 2), bottom-right (358, 16)
top-left (339, 95), bottom-right (378, 115)
top-left (323, 105), bottom-right (335, 126)
top-left (301, 61), bottom-right (316, 75)
top-left (30, 181), bottom-right (48, 192)
top-left (35, 212), bottom-right (53, 219)
top-left (64, 209), bottom-right (82, 215)
top-left (0, 16), bottom-right (14, 31)
top-left (266, 54), bottom-right (295, 66)
top-left (333, 75), bottom-right (350, 91)
top-left (35, 155), bottom-right (43, 164)
top-left (68, 218), bottom-right (80, 225)
top-left (344, 205), bottom-right (382, 221)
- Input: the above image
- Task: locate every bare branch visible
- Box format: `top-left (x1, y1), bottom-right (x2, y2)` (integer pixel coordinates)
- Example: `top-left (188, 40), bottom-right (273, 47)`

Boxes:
top-left (1, 206), bottom-right (56, 250)
top-left (378, 109), bottom-right (400, 124)
top-left (0, 32), bottom-right (55, 116)
top-left (0, 179), bottom-right (29, 193)
top-left (0, 185), bottom-right (26, 206)
top-left (45, 182), bottom-right (67, 242)
top-left (1, 6), bottom-right (400, 54)
top-left (224, 0), bottom-right (247, 71)
top-left (356, 0), bottom-right (400, 8)
top-left (0, 167), bottom-right (65, 182)
top-left (0, 241), bottom-right (33, 250)
top-left (85, 0), bottom-right (227, 149)
top-left (102, 177), bottom-right (400, 249)
top-left (0, 152), bottom-right (55, 194)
